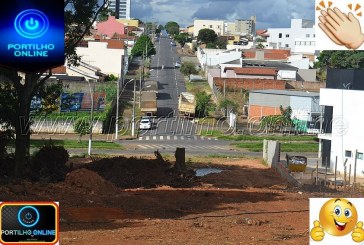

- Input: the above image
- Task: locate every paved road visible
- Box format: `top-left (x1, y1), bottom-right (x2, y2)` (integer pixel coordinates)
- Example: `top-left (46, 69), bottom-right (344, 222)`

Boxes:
top-left (146, 36), bottom-right (196, 136)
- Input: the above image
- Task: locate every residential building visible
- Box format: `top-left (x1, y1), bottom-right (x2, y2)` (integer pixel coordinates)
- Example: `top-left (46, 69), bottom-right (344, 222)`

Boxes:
top-left (267, 19), bottom-right (315, 54)
top-left (318, 88), bottom-right (364, 177)
top-left (96, 16), bottom-right (126, 38)
top-left (248, 89), bottom-right (320, 123)
top-left (235, 16), bottom-right (256, 36)
top-left (186, 25), bottom-right (194, 36)
top-left (193, 20), bottom-right (224, 37)
top-left (224, 22), bottom-right (236, 35)
top-left (197, 48), bottom-right (242, 68)
top-left (108, 0), bottom-right (131, 19)
top-left (74, 39), bottom-right (126, 75)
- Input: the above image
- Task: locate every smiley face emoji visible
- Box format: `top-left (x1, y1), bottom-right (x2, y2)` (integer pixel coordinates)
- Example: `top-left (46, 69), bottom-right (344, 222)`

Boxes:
top-left (319, 198), bottom-right (358, 236)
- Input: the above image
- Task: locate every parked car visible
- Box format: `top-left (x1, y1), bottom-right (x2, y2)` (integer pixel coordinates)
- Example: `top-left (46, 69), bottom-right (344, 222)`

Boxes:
top-left (139, 118), bottom-right (152, 130)
top-left (170, 41), bottom-right (176, 46)
top-left (175, 62), bottom-right (181, 68)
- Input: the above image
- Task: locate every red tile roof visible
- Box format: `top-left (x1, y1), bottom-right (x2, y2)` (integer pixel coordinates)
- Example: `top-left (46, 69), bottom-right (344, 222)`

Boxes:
top-left (242, 49), bottom-right (290, 60)
top-left (233, 67), bottom-right (278, 76)
top-left (100, 39), bottom-right (125, 49)
top-left (51, 66), bottom-right (66, 74)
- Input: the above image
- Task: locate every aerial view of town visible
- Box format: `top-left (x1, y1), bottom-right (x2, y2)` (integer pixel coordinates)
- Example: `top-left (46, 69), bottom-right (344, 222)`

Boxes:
top-left (0, 0), bottom-right (364, 244)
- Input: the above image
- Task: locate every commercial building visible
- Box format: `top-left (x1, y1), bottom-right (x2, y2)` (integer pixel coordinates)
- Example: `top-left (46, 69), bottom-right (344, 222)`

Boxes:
top-left (108, 0), bottom-right (131, 19)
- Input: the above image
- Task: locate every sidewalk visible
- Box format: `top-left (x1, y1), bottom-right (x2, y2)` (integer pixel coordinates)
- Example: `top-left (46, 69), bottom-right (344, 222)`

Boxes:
top-left (30, 133), bottom-right (136, 141)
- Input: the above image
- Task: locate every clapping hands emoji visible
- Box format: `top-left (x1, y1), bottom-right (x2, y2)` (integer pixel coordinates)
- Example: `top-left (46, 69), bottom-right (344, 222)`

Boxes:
top-left (318, 7), bottom-right (364, 49)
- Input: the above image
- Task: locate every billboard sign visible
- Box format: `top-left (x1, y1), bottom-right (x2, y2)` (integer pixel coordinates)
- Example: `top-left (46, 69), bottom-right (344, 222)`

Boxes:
top-left (0, 0), bottom-right (64, 72)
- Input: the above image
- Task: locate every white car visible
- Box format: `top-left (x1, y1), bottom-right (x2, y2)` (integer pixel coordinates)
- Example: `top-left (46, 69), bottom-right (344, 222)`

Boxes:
top-left (175, 62), bottom-right (181, 68)
top-left (139, 118), bottom-right (151, 130)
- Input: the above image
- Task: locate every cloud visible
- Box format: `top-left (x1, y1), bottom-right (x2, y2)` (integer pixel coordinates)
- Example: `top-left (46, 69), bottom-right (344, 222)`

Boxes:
top-left (131, 0), bottom-right (315, 29)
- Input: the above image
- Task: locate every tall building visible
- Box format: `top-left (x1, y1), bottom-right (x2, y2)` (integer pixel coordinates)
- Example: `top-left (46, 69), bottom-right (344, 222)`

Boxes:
top-left (108, 0), bottom-right (131, 19)
top-left (235, 16), bottom-right (256, 36)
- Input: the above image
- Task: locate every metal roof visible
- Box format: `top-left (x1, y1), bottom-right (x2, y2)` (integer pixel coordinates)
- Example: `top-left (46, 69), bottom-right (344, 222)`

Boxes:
top-left (250, 89), bottom-right (319, 97)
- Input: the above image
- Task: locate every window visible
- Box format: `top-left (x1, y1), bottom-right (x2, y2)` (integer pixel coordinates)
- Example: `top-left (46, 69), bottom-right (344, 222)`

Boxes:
top-left (285, 44), bottom-right (289, 47)
top-left (313, 34), bottom-right (316, 37)
top-left (358, 152), bottom-right (364, 160)
top-left (306, 34), bottom-right (310, 37)
top-left (279, 33), bottom-right (282, 38)
top-left (345, 150), bottom-right (352, 158)
top-left (210, 25), bottom-right (213, 28)
top-left (286, 34), bottom-right (289, 38)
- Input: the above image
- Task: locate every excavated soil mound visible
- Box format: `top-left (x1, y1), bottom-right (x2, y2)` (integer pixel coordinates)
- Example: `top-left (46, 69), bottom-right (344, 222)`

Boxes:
top-left (86, 156), bottom-right (197, 188)
top-left (65, 168), bottom-right (117, 194)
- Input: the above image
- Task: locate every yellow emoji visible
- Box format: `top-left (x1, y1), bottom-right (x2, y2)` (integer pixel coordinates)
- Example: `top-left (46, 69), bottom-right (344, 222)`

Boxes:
top-left (311, 198), bottom-right (364, 242)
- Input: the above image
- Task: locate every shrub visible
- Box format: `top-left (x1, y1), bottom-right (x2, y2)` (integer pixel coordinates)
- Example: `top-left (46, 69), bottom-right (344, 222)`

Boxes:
top-left (74, 117), bottom-right (91, 142)
top-left (32, 141), bottom-right (70, 182)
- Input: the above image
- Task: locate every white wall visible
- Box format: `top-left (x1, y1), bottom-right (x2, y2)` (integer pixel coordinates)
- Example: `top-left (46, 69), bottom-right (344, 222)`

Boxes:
top-left (193, 20), bottom-right (224, 37)
top-left (267, 19), bottom-right (315, 54)
top-left (76, 42), bottom-right (124, 75)
top-left (197, 48), bottom-right (242, 68)
top-left (319, 89), bottom-right (364, 177)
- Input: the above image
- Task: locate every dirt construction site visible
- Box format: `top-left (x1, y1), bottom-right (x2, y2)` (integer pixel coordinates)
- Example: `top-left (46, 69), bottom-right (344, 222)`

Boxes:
top-left (1, 154), bottom-right (362, 244)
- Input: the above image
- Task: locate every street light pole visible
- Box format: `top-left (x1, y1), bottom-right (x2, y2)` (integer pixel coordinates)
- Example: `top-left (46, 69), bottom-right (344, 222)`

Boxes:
top-left (115, 53), bottom-right (129, 140)
top-left (132, 79), bottom-right (136, 137)
top-left (87, 79), bottom-right (95, 156)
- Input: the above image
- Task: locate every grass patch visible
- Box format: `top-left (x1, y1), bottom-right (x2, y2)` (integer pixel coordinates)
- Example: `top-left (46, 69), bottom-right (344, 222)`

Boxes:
top-left (185, 80), bottom-right (211, 95)
top-left (219, 134), bottom-right (317, 142)
top-left (200, 129), bottom-right (224, 137)
top-left (27, 139), bottom-right (122, 149)
top-left (236, 142), bottom-right (318, 152)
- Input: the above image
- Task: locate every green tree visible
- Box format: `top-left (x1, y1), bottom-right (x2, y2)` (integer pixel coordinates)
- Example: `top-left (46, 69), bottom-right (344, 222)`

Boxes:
top-left (195, 91), bottom-right (212, 118)
top-left (256, 43), bottom-right (265, 49)
top-left (156, 24), bottom-right (164, 34)
top-left (131, 35), bottom-right (156, 57)
top-left (74, 117), bottom-right (91, 142)
top-left (37, 81), bottom-right (63, 115)
top-left (174, 33), bottom-right (191, 47)
top-left (165, 21), bottom-right (180, 35)
top-left (218, 99), bottom-right (239, 113)
top-left (260, 106), bottom-right (293, 133)
top-left (180, 62), bottom-right (198, 76)
top-left (97, 8), bottom-right (114, 22)
top-left (0, 0), bottom-right (109, 176)
top-left (314, 50), bottom-right (364, 69)
top-left (197, 29), bottom-right (218, 44)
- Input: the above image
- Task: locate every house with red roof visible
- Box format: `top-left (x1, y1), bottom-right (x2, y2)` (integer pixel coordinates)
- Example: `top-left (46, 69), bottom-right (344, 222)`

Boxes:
top-left (96, 16), bottom-right (126, 38)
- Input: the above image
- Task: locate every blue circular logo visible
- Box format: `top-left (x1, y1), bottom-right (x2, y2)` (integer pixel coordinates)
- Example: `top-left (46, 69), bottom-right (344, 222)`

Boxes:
top-left (18, 206), bottom-right (40, 227)
top-left (14, 9), bottom-right (49, 39)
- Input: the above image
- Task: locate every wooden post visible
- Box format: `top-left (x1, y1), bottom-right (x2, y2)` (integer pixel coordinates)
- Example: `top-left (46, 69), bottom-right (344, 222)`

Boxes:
top-left (334, 156), bottom-right (337, 190)
top-left (175, 147), bottom-right (186, 172)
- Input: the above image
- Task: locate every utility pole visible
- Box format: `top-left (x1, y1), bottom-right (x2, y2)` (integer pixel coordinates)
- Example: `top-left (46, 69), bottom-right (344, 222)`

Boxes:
top-left (131, 79), bottom-right (136, 137)
top-left (115, 52), bottom-right (128, 140)
top-left (87, 79), bottom-right (95, 156)
top-left (139, 61), bottom-right (142, 108)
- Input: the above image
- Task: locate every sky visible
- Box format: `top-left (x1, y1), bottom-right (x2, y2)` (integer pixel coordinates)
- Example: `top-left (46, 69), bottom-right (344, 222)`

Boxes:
top-left (131, 0), bottom-right (315, 29)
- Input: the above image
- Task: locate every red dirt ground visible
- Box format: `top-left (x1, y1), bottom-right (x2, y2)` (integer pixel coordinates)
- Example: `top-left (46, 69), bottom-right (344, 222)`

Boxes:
top-left (0, 157), bottom-right (360, 244)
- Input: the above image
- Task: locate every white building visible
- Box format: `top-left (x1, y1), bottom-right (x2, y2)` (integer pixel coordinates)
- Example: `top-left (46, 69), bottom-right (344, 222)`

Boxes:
top-left (108, 0), bottom-right (131, 19)
top-left (267, 19), bottom-right (315, 54)
top-left (193, 20), bottom-right (224, 37)
top-left (319, 89), bottom-right (364, 177)
top-left (197, 48), bottom-right (242, 68)
top-left (75, 40), bottom-right (126, 76)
